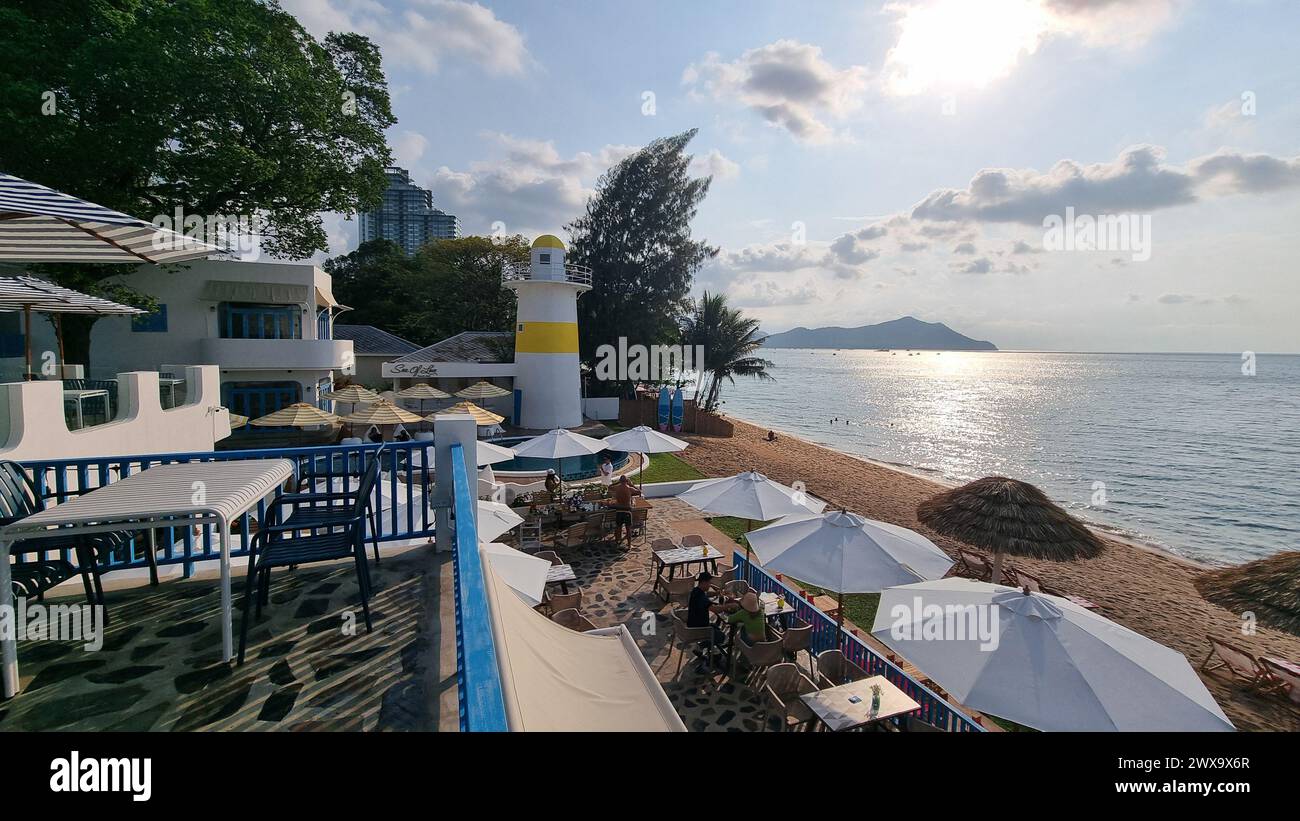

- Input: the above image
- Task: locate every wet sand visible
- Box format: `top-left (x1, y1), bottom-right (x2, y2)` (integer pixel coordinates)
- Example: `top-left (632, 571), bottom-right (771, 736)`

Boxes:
top-left (678, 418), bottom-right (1300, 731)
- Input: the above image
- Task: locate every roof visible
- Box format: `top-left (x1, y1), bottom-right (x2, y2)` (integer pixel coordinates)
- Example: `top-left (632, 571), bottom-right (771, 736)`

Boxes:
top-left (391, 330), bottom-right (513, 364)
top-left (532, 234), bottom-right (565, 250)
top-left (332, 324), bottom-right (420, 356)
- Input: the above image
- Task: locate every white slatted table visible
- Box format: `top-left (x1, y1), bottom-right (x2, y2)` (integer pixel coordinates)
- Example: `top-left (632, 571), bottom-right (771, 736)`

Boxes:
top-left (1, 459), bottom-right (295, 697)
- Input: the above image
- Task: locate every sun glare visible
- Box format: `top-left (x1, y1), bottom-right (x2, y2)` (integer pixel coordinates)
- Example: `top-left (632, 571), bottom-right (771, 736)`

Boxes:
top-left (885, 0), bottom-right (1049, 94)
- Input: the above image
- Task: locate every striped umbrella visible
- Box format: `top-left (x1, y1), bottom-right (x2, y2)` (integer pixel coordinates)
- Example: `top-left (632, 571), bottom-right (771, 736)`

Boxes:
top-left (0, 276), bottom-right (145, 379)
top-left (429, 400), bottom-right (504, 426)
top-left (249, 403), bottom-right (340, 428)
top-left (341, 399), bottom-right (424, 427)
top-left (228, 413), bottom-right (249, 429)
top-left (322, 384), bottom-right (380, 415)
top-left (0, 172), bottom-right (221, 264)
top-left (397, 382), bottom-right (451, 414)
top-left (455, 380), bottom-right (511, 400)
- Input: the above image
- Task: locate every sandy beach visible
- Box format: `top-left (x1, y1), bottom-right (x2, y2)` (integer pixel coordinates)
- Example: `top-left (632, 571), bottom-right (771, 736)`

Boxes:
top-left (678, 418), bottom-right (1300, 732)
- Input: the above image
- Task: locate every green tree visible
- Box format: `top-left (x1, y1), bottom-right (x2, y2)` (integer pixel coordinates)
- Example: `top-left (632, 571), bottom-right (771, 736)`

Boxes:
top-left (328, 236), bottom-right (527, 348)
top-left (0, 0), bottom-right (395, 366)
top-left (684, 291), bottom-right (774, 413)
top-left (566, 129), bottom-right (718, 394)
top-left (325, 240), bottom-right (418, 331)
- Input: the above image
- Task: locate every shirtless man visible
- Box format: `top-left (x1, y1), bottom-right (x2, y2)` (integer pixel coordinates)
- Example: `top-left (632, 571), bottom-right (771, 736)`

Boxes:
top-left (610, 475), bottom-right (642, 547)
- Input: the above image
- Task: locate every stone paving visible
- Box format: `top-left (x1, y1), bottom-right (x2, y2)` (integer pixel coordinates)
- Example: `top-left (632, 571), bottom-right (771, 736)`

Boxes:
top-left (0, 547), bottom-right (452, 731)
top-left (548, 497), bottom-right (789, 732)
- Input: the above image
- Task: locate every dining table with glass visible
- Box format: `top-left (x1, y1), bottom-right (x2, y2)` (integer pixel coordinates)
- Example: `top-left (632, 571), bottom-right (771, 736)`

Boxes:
top-left (800, 675), bottom-right (921, 732)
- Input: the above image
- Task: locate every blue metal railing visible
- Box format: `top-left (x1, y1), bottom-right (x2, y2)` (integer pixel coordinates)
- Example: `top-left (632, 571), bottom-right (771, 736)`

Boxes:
top-left (449, 442), bottom-right (508, 732)
top-left (735, 553), bottom-right (985, 732)
top-left (18, 441), bottom-right (442, 575)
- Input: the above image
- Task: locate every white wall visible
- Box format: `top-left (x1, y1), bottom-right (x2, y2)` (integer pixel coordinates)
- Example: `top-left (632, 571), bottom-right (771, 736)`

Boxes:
top-left (0, 366), bottom-right (230, 461)
top-left (24, 259), bottom-right (347, 385)
top-left (581, 397), bottom-right (620, 420)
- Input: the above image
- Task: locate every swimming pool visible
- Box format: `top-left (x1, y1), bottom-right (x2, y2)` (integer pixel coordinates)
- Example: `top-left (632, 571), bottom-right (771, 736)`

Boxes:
top-left (488, 436), bottom-right (630, 480)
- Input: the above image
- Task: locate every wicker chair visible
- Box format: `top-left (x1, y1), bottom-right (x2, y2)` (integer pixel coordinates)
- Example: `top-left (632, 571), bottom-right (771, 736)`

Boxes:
top-left (722, 579), bottom-right (751, 599)
top-left (656, 575), bottom-right (696, 604)
top-left (551, 608), bottom-right (597, 632)
top-left (554, 523), bottom-right (588, 550)
top-left (815, 649), bottom-right (869, 689)
top-left (738, 634), bottom-right (785, 686)
top-left (779, 618), bottom-right (814, 677)
top-left (546, 586), bottom-right (583, 614)
top-left (583, 512), bottom-right (610, 543)
top-left (630, 508), bottom-right (649, 538)
top-left (760, 662), bottom-right (819, 731)
top-left (670, 607), bottom-right (716, 676)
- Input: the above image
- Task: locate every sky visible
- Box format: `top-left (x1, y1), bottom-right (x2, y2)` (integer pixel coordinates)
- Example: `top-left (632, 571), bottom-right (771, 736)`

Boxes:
top-left (281, 0), bottom-right (1300, 353)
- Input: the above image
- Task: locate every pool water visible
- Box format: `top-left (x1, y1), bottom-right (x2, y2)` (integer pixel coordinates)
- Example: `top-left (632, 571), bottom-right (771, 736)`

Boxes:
top-left (488, 436), bottom-right (630, 480)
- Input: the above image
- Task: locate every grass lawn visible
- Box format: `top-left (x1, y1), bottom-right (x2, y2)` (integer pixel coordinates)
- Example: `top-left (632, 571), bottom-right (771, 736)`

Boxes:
top-left (638, 451), bottom-right (707, 484)
top-left (707, 515), bottom-right (881, 629)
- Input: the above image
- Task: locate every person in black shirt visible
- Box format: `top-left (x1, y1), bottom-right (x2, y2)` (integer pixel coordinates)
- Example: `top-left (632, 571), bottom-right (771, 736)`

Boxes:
top-left (686, 572), bottom-right (728, 670)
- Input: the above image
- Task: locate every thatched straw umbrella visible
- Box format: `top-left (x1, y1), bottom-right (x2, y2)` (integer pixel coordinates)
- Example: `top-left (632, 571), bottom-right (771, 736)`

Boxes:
top-left (1195, 552), bottom-right (1300, 637)
top-left (916, 476), bottom-right (1105, 584)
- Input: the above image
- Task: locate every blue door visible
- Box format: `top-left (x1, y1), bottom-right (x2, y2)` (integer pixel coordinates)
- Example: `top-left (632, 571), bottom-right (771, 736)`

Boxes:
top-left (513, 388), bottom-right (522, 426)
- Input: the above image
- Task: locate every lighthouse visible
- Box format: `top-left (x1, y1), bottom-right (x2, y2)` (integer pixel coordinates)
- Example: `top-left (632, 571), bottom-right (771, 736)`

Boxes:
top-left (503, 234), bottom-right (591, 429)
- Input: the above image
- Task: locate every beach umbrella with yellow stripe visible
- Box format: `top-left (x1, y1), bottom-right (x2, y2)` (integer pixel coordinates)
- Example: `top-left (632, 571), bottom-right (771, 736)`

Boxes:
top-left (322, 384), bottom-right (381, 415)
top-left (249, 403), bottom-right (340, 428)
top-left (429, 401), bottom-right (504, 426)
top-left (455, 380), bottom-right (511, 400)
top-left (228, 413), bottom-right (249, 429)
top-left (341, 399), bottom-right (425, 427)
top-left (397, 382), bottom-right (451, 414)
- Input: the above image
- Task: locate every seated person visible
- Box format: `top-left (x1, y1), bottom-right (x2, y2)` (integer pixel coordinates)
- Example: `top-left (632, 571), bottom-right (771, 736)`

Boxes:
top-left (687, 571), bottom-right (729, 665)
top-left (544, 468), bottom-right (561, 499)
top-left (727, 591), bottom-right (768, 646)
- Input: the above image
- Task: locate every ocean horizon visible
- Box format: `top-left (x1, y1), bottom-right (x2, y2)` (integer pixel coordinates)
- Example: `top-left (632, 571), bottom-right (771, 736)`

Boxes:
top-left (716, 348), bottom-right (1299, 567)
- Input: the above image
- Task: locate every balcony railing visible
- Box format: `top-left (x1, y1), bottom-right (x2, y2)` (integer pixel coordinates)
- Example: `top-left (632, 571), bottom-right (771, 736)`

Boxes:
top-left (501, 260), bottom-right (592, 288)
top-left (735, 553), bottom-right (986, 732)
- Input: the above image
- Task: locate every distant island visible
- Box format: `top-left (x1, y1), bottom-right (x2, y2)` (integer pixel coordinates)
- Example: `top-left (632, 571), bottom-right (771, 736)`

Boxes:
top-left (760, 316), bottom-right (998, 351)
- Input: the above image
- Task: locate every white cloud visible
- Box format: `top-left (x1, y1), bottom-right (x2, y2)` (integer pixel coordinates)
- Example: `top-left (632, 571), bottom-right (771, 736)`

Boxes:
top-left (683, 40), bottom-right (869, 142)
top-left (282, 0), bottom-right (531, 76)
top-left (911, 145), bottom-right (1300, 225)
top-left (689, 148), bottom-right (742, 180)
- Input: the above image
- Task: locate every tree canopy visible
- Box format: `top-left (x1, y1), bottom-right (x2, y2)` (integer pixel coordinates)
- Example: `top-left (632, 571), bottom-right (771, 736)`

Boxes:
top-left (0, 0), bottom-right (395, 363)
top-left (327, 236), bottom-right (527, 348)
top-left (566, 129), bottom-right (718, 390)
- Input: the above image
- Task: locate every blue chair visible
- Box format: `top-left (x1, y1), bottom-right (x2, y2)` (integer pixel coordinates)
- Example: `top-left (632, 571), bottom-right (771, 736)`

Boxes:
top-left (237, 461), bottom-right (378, 664)
top-left (0, 461), bottom-right (139, 617)
top-left (266, 449), bottom-right (383, 565)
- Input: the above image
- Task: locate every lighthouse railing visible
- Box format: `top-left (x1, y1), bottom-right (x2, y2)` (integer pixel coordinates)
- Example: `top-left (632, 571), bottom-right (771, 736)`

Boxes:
top-left (501, 260), bottom-right (592, 287)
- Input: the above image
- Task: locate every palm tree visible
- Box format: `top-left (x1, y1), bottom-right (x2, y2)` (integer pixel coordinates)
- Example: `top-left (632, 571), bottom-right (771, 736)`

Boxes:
top-left (683, 291), bottom-right (774, 413)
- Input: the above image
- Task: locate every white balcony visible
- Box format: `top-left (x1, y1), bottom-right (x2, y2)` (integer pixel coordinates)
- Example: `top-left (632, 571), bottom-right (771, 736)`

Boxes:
top-left (199, 338), bottom-right (353, 371)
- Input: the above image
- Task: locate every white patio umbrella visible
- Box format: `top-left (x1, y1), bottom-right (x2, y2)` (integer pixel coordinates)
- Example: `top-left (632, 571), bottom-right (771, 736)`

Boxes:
top-left (480, 542), bottom-right (550, 607)
top-left (747, 510), bottom-right (954, 628)
top-left (600, 425), bottom-right (687, 488)
top-left (479, 500), bottom-right (525, 542)
top-left (511, 428), bottom-right (607, 489)
top-left (678, 471), bottom-right (827, 558)
top-left (407, 439), bottom-right (516, 471)
top-left (869, 578), bottom-right (1235, 732)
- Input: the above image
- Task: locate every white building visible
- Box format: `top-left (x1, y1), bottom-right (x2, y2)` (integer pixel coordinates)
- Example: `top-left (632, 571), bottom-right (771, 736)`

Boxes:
top-left (22, 259), bottom-right (354, 422)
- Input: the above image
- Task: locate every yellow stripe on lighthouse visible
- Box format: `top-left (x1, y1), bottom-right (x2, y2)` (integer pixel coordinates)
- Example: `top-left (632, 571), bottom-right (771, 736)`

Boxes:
top-left (515, 321), bottom-right (579, 354)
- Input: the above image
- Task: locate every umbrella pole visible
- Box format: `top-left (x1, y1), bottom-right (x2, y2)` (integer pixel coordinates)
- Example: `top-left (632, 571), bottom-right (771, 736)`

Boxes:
top-left (836, 589), bottom-right (845, 648)
top-left (991, 551), bottom-right (1005, 585)
top-left (54, 314), bottom-right (66, 367)
top-left (23, 306), bottom-right (33, 380)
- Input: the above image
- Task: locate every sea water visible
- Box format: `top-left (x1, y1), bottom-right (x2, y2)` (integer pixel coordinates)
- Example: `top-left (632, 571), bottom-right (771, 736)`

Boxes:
top-left (718, 349), bottom-right (1300, 566)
